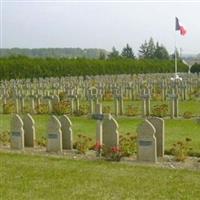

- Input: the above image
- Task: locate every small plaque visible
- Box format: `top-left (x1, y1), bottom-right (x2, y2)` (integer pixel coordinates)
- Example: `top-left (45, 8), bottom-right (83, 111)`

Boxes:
top-left (48, 133), bottom-right (58, 139)
top-left (139, 140), bottom-right (152, 146)
top-left (12, 132), bottom-right (21, 137)
top-left (91, 114), bottom-right (104, 120)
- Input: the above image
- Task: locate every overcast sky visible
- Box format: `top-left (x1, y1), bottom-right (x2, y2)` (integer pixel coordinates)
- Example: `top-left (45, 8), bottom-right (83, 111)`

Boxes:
top-left (1, 1), bottom-right (200, 54)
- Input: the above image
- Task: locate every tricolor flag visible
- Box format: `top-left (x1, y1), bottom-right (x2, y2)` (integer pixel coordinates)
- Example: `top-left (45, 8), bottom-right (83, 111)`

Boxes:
top-left (175, 17), bottom-right (187, 36)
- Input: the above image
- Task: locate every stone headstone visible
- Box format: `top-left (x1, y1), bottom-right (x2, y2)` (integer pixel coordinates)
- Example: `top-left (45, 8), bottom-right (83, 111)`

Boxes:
top-left (95, 103), bottom-right (103, 146)
top-left (137, 119), bottom-right (157, 162)
top-left (59, 115), bottom-right (73, 150)
top-left (23, 113), bottom-right (35, 147)
top-left (10, 114), bottom-right (24, 150)
top-left (102, 114), bottom-right (119, 148)
top-left (47, 115), bottom-right (62, 152)
top-left (148, 117), bottom-right (164, 157)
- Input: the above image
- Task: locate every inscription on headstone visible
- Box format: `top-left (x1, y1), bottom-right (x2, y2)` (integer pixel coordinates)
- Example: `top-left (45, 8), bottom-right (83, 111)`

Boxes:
top-left (137, 119), bottom-right (157, 162)
top-left (47, 115), bottom-right (62, 152)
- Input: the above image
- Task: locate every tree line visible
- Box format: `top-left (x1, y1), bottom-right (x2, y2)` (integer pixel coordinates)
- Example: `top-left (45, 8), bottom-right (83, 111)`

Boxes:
top-left (0, 48), bottom-right (108, 59)
top-left (1, 38), bottom-right (175, 60)
top-left (0, 56), bottom-right (188, 80)
top-left (107, 38), bottom-right (172, 60)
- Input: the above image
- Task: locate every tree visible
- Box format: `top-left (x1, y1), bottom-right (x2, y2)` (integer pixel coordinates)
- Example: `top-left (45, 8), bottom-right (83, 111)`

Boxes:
top-left (108, 47), bottom-right (120, 59)
top-left (170, 49), bottom-right (180, 60)
top-left (138, 40), bottom-right (148, 58)
top-left (121, 44), bottom-right (135, 59)
top-left (147, 37), bottom-right (156, 58)
top-left (99, 51), bottom-right (106, 60)
top-left (139, 37), bottom-right (156, 59)
top-left (154, 42), bottom-right (169, 59)
top-left (191, 63), bottom-right (200, 73)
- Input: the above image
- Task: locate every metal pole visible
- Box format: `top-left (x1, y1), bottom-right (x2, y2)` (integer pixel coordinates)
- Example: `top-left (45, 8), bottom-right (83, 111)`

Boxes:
top-left (174, 27), bottom-right (177, 75)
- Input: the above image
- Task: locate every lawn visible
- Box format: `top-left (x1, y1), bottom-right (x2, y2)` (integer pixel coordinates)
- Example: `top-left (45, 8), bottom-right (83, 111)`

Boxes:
top-left (1, 114), bottom-right (200, 154)
top-left (0, 99), bottom-right (199, 117)
top-left (0, 152), bottom-right (200, 200)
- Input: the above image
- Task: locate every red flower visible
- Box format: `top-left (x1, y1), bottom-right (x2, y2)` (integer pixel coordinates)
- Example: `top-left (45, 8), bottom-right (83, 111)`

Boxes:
top-left (111, 146), bottom-right (121, 153)
top-left (95, 141), bottom-right (102, 151)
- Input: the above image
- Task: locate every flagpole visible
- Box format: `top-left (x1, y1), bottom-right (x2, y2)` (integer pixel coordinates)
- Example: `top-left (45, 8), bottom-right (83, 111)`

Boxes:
top-left (172, 17), bottom-right (184, 82)
top-left (174, 18), bottom-right (177, 76)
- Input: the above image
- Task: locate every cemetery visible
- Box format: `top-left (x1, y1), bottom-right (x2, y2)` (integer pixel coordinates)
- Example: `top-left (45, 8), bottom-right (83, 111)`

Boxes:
top-left (0, 73), bottom-right (199, 162)
top-left (1, 3), bottom-right (200, 199)
top-left (0, 73), bottom-right (200, 199)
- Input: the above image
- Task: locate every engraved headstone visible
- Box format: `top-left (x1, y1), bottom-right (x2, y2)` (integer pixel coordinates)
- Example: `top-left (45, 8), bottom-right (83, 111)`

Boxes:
top-left (102, 114), bottom-right (119, 148)
top-left (148, 117), bottom-right (164, 157)
top-left (10, 114), bottom-right (24, 150)
top-left (23, 113), bottom-right (35, 147)
top-left (95, 103), bottom-right (103, 146)
top-left (47, 115), bottom-right (62, 152)
top-left (59, 115), bottom-right (73, 150)
top-left (137, 119), bottom-right (157, 162)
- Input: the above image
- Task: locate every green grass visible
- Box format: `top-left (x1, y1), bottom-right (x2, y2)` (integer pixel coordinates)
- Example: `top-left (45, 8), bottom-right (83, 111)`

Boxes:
top-left (102, 100), bottom-right (200, 117)
top-left (1, 114), bottom-right (200, 154)
top-left (1, 99), bottom-right (199, 116)
top-left (0, 152), bottom-right (200, 200)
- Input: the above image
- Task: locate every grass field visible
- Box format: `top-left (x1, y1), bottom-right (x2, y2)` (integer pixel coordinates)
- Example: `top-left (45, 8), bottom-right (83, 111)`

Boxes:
top-left (0, 99), bottom-right (200, 116)
top-left (0, 152), bottom-right (200, 200)
top-left (1, 114), bottom-right (200, 154)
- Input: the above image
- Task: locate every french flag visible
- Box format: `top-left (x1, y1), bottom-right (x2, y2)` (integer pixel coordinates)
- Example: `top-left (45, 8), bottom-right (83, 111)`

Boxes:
top-left (175, 17), bottom-right (187, 36)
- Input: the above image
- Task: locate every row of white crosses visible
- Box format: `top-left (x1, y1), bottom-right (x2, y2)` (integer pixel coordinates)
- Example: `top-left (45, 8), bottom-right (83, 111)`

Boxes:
top-left (1, 73), bottom-right (199, 101)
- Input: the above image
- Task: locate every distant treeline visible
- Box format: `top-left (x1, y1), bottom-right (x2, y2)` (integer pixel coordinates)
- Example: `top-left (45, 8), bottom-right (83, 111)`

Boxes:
top-left (0, 48), bottom-right (108, 59)
top-left (0, 56), bottom-right (188, 80)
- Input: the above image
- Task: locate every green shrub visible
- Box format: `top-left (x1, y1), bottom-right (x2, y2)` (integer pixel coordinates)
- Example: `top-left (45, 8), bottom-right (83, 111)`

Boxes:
top-left (152, 104), bottom-right (168, 117)
top-left (183, 111), bottom-right (193, 119)
top-left (103, 91), bottom-right (113, 101)
top-left (35, 104), bottom-right (49, 114)
top-left (101, 145), bottom-right (122, 161)
top-left (94, 141), bottom-right (103, 157)
top-left (73, 104), bottom-right (89, 116)
top-left (0, 131), bottom-right (10, 145)
top-left (3, 102), bottom-right (16, 114)
top-left (119, 133), bottom-right (137, 157)
top-left (152, 92), bottom-right (162, 101)
top-left (36, 136), bottom-right (47, 147)
top-left (0, 56), bottom-right (188, 80)
top-left (59, 92), bottom-right (66, 101)
top-left (103, 106), bottom-right (111, 114)
top-left (52, 101), bottom-right (70, 115)
top-left (170, 138), bottom-right (192, 161)
top-left (73, 134), bottom-right (93, 154)
top-left (126, 105), bottom-right (138, 116)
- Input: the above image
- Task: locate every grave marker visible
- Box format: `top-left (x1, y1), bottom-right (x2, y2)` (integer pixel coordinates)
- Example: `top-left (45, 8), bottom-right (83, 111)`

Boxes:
top-left (137, 119), bottom-right (157, 162)
top-left (102, 114), bottom-right (119, 148)
top-left (47, 115), bottom-right (62, 152)
top-left (23, 113), bottom-right (35, 147)
top-left (59, 115), bottom-right (73, 150)
top-left (148, 117), bottom-right (164, 157)
top-left (10, 114), bottom-right (24, 150)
